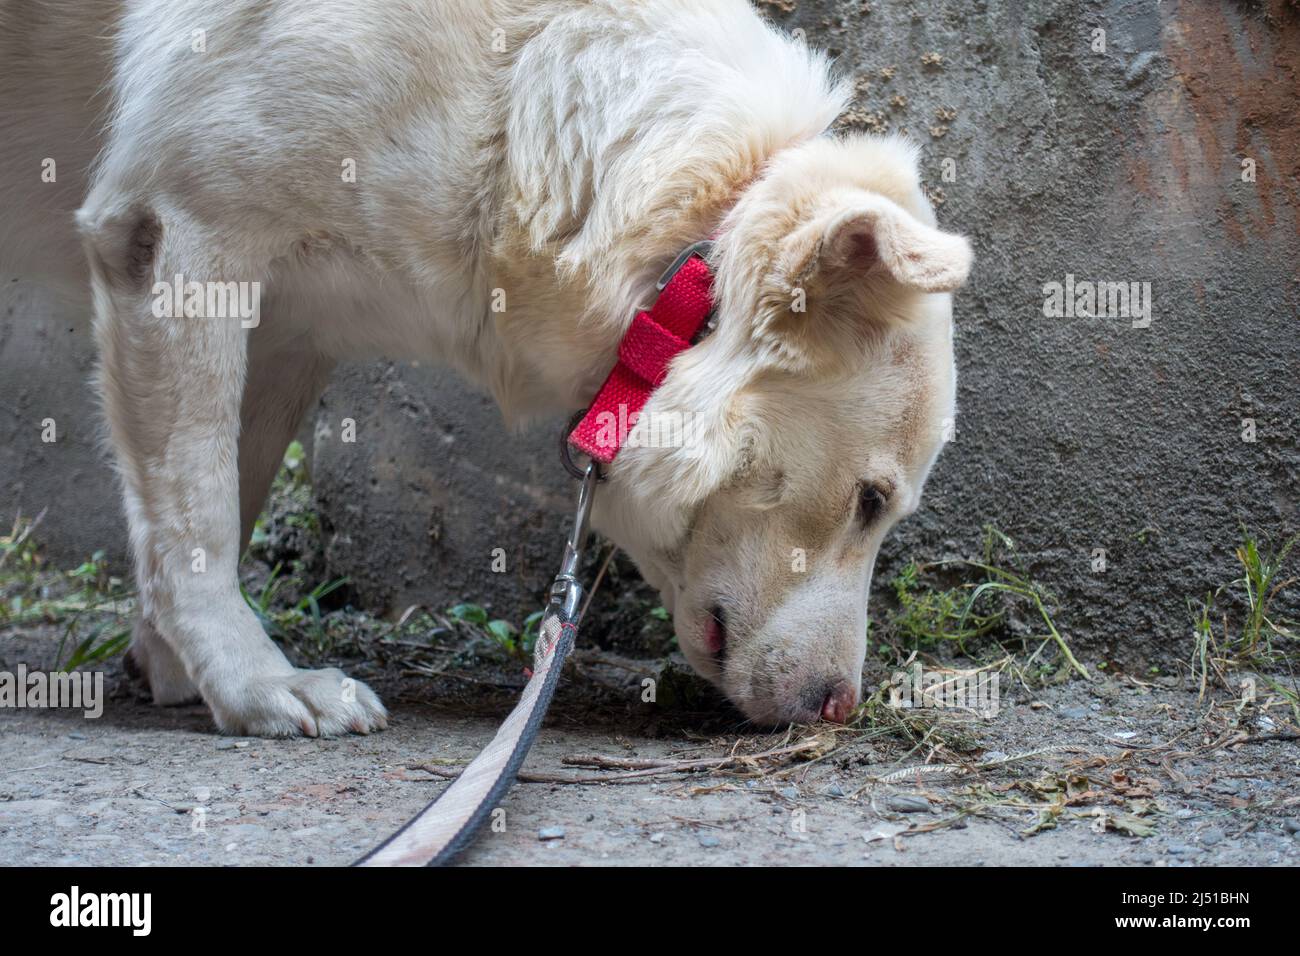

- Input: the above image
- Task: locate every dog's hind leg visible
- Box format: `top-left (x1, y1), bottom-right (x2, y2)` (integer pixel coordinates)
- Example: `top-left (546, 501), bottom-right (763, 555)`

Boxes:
top-left (237, 321), bottom-right (336, 549)
top-left (124, 617), bottom-right (200, 706)
top-left (81, 199), bottom-right (385, 737)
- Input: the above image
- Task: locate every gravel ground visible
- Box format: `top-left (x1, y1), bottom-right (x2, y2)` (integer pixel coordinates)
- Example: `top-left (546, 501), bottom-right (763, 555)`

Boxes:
top-left (2, 627), bottom-right (1298, 867)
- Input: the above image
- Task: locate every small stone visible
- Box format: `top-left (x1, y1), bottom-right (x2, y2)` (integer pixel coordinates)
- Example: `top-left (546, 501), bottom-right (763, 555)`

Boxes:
top-left (886, 794), bottom-right (932, 814)
top-left (1061, 706), bottom-right (1088, 720)
top-left (824, 784), bottom-right (846, 797)
top-left (781, 787), bottom-right (799, 801)
top-left (537, 826), bottom-right (565, 841)
top-left (1166, 843), bottom-right (1198, 856)
top-left (649, 831), bottom-right (666, 844)
top-left (1200, 827), bottom-right (1224, 846)
top-left (1282, 818), bottom-right (1300, 835)
top-left (1175, 808), bottom-right (1195, 820)
top-left (698, 834), bottom-right (720, 848)
top-left (982, 751), bottom-right (1009, 763)
top-left (215, 739), bottom-right (239, 751)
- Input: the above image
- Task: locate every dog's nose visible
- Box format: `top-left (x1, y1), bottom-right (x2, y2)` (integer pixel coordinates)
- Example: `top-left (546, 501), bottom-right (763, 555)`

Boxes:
top-left (820, 682), bottom-right (858, 724)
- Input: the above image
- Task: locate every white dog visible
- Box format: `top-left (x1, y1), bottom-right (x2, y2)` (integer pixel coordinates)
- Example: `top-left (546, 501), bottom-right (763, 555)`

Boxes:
top-left (0, 0), bottom-right (971, 735)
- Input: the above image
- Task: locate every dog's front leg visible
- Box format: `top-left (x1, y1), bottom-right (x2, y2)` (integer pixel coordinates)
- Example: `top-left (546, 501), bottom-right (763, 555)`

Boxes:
top-left (82, 203), bottom-right (386, 737)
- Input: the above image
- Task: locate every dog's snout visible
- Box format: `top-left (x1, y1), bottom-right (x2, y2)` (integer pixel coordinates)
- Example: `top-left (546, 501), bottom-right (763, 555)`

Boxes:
top-left (818, 681), bottom-right (858, 724)
top-left (797, 679), bottom-right (858, 724)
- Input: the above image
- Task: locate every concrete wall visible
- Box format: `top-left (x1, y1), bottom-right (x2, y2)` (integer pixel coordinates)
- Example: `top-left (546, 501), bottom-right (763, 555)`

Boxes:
top-left (796, 0), bottom-right (1300, 657)
top-left (310, 362), bottom-right (573, 622)
top-left (4, 0), bottom-right (1297, 656)
top-left (0, 281), bottom-right (126, 568)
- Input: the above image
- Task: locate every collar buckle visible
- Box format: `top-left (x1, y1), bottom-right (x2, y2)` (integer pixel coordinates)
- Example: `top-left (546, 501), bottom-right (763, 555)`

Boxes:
top-left (656, 239), bottom-right (715, 291)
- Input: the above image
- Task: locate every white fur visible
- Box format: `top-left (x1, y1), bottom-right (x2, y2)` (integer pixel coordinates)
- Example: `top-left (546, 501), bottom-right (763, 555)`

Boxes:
top-left (0, 0), bottom-right (970, 733)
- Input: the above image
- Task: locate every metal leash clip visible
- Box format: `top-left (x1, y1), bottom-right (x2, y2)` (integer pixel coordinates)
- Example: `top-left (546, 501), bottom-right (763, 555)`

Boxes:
top-left (537, 458), bottom-right (599, 662)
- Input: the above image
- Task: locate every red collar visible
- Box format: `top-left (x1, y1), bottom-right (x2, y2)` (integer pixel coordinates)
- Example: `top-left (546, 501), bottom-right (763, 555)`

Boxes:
top-left (568, 241), bottom-right (716, 464)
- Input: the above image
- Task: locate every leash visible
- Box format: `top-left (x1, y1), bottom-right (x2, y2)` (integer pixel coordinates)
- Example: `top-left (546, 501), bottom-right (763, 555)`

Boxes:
top-left (355, 240), bottom-right (717, 866)
top-left (355, 461), bottom-right (599, 866)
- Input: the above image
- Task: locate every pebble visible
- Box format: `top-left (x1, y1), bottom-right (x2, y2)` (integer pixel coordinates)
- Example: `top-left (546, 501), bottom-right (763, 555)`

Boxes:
top-left (1061, 707), bottom-right (1088, 720)
top-left (886, 794), bottom-right (932, 814)
top-left (781, 787), bottom-right (799, 801)
top-left (1166, 843), bottom-right (1199, 856)
top-left (1282, 818), bottom-right (1300, 835)
top-left (824, 784), bottom-right (845, 797)
top-left (698, 834), bottom-right (720, 848)
top-left (649, 832), bottom-right (666, 844)
top-left (537, 826), bottom-right (565, 841)
top-left (1200, 827), bottom-right (1224, 846)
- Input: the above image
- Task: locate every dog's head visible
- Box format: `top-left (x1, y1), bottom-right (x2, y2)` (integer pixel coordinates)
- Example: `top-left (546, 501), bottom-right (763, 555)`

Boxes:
top-left (592, 135), bottom-right (969, 724)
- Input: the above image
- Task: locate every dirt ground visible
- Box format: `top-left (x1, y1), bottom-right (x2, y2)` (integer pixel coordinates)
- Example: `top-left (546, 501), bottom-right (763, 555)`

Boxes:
top-left (2, 624), bottom-right (1298, 867)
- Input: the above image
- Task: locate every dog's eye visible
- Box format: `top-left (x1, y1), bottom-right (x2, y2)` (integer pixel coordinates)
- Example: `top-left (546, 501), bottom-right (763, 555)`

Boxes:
top-left (857, 484), bottom-right (887, 527)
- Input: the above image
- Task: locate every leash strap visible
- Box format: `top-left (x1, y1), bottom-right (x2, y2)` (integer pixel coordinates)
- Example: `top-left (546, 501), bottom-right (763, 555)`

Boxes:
top-left (355, 612), bottom-right (578, 866)
top-left (355, 462), bottom-right (599, 867)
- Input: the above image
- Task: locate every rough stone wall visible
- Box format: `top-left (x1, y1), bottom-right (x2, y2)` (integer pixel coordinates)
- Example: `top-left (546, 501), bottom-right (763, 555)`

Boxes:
top-left (784, 0), bottom-right (1300, 659)
top-left (310, 362), bottom-right (573, 623)
top-left (0, 281), bottom-right (125, 568)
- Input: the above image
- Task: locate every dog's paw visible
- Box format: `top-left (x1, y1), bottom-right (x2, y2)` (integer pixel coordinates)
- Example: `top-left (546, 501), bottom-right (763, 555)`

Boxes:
top-left (125, 621), bottom-right (201, 705)
top-left (206, 668), bottom-right (388, 738)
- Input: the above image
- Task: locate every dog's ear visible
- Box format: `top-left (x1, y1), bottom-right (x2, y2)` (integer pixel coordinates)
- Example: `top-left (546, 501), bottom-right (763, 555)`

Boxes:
top-left (781, 193), bottom-right (972, 294)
